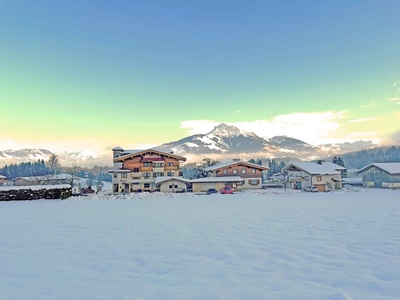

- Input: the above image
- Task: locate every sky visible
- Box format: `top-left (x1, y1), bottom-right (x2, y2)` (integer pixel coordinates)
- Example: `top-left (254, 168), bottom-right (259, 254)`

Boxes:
top-left (1, 0), bottom-right (399, 155)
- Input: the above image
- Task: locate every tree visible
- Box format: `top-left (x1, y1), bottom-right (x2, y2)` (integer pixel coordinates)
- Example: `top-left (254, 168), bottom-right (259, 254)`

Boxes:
top-left (46, 154), bottom-right (61, 174)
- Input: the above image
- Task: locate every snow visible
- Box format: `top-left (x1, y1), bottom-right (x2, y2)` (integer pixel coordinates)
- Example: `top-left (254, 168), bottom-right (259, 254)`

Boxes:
top-left (285, 162), bottom-right (341, 175)
top-left (358, 163), bottom-right (400, 175)
top-left (1, 189), bottom-right (399, 300)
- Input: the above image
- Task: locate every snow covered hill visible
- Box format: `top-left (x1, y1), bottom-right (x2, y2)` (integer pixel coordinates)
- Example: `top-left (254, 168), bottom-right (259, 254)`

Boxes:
top-left (158, 123), bottom-right (376, 161)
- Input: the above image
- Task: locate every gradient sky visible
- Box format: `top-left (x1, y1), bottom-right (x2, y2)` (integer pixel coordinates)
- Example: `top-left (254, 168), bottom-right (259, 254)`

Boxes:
top-left (1, 0), bottom-right (399, 155)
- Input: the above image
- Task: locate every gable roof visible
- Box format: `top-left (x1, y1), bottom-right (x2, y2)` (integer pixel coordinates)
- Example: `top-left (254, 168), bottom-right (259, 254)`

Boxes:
top-left (283, 162), bottom-right (341, 175)
top-left (321, 162), bottom-right (346, 170)
top-left (204, 161), bottom-right (269, 172)
top-left (357, 163), bottom-right (400, 175)
top-left (115, 148), bottom-right (186, 162)
top-left (155, 176), bottom-right (189, 184)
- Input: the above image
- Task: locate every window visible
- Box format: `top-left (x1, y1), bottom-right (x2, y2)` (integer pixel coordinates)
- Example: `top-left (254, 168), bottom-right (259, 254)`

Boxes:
top-left (121, 173), bottom-right (127, 178)
top-left (233, 169), bottom-right (238, 174)
top-left (144, 183), bottom-right (150, 188)
top-left (305, 176), bottom-right (310, 181)
top-left (153, 163), bottom-right (164, 168)
top-left (143, 162), bottom-right (151, 167)
top-left (133, 168), bottom-right (139, 173)
top-left (168, 162), bottom-right (174, 167)
top-left (242, 168), bottom-right (247, 174)
top-left (167, 171), bottom-right (174, 176)
top-left (249, 179), bottom-right (260, 185)
top-left (113, 173), bottom-right (117, 178)
top-left (223, 169), bottom-right (227, 174)
top-left (169, 184), bottom-right (178, 188)
top-left (144, 172), bottom-right (151, 179)
top-left (251, 168), bottom-right (256, 174)
top-left (316, 176), bottom-right (322, 182)
top-left (153, 172), bottom-right (163, 178)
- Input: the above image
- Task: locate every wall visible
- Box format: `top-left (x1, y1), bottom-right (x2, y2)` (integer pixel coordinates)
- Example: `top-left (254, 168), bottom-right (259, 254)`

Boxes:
top-left (0, 187), bottom-right (72, 201)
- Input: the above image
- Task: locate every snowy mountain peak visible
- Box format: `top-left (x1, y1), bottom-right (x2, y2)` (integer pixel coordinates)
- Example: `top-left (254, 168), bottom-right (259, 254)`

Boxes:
top-left (208, 123), bottom-right (257, 138)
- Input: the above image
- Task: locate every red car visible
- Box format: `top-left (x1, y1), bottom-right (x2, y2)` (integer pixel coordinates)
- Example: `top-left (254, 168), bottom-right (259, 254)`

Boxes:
top-left (221, 186), bottom-right (234, 194)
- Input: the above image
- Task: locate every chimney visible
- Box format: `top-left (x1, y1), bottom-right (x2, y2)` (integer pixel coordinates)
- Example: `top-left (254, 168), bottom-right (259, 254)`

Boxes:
top-left (233, 158), bottom-right (240, 162)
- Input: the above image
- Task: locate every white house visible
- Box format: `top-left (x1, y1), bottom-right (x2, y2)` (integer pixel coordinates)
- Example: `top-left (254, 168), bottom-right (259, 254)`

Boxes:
top-left (155, 176), bottom-right (189, 193)
top-left (283, 162), bottom-right (343, 192)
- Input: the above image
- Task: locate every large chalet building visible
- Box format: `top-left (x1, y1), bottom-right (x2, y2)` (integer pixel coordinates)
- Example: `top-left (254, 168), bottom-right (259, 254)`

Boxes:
top-left (109, 147), bottom-right (187, 193)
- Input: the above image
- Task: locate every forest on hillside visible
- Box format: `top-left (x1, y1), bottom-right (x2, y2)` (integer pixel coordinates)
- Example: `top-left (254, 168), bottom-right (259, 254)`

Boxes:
top-left (337, 145), bottom-right (400, 169)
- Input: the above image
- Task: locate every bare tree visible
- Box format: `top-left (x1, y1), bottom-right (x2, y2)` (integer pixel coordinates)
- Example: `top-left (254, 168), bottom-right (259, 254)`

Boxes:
top-left (46, 154), bottom-right (61, 175)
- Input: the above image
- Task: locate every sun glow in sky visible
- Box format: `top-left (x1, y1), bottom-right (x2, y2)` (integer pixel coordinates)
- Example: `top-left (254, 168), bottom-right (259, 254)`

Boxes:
top-left (1, 0), bottom-right (399, 155)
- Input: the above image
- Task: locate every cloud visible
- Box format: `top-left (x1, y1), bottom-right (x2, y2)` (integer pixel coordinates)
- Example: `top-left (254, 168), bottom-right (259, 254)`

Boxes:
top-left (359, 100), bottom-right (376, 108)
top-left (349, 117), bottom-right (376, 123)
top-left (385, 130), bottom-right (400, 145)
top-left (388, 97), bottom-right (400, 102)
top-left (180, 120), bottom-right (218, 135)
top-left (391, 81), bottom-right (400, 88)
top-left (233, 111), bottom-right (242, 114)
top-left (181, 111), bottom-right (352, 145)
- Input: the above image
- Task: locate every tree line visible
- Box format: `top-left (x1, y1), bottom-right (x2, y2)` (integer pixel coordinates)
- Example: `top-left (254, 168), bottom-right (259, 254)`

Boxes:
top-left (0, 155), bottom-right (112, 183)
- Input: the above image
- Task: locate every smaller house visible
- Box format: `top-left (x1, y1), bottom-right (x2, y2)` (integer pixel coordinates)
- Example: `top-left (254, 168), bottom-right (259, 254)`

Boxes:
top-left (203, 160), bottom-right (269, 189)
top-left (190, 176), bottom-right (244, 193)
top-left (11, 174), bottom-right (87, 187)
top-left (283, 162), bottom-right (343, 192)
top-left (357, 163), bottom-right (400, 189)
top-left (155, 176), bottom-right (189, 193)
top-left (0, 175), bottom-right (8, 185)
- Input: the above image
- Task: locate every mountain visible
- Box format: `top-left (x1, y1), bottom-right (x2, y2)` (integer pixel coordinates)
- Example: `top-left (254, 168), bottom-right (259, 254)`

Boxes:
top-left (0, 124), bottom-right (381, 167)
top-left (0, 149), bottom-right (105, 167)
top-left (158, 123), bottom-right (378, 162)
top-left (158, 123), bottom-right (272, 155)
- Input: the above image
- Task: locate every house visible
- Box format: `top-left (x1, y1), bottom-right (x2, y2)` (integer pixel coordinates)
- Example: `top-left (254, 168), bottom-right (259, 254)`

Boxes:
top-left (155, 176), bottom-right (189, 193)
top-left (109, 147), bottom-right (187, 193)
top-left (0, 175), bottom-right (8, 185)
top-left (282, 162), bottom-right (343, 192)
top-left (190, 176), bottom-right (244, 193)
top-left (357, 163), bottom-right (400, 189)
top-left (203, 160), bottom-right (269, 189)
top-left (11, 174), bottom-right (84, 187)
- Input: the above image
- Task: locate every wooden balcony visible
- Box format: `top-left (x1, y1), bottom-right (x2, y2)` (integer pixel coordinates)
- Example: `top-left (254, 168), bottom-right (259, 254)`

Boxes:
top-left (164, 166), bottom-right (179, 171)
top-left (141, 167), bottom-right (153, 171)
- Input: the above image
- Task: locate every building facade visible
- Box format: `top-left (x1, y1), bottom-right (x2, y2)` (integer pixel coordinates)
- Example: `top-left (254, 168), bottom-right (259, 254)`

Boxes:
top-left (109, 147), bottom-right (187, 193)
top-left (203, 160), bottom-right (269, 189)
top-left (283, 162), bottom-right (343, 192)
top-left (357, 163), bottom-right (400, 189)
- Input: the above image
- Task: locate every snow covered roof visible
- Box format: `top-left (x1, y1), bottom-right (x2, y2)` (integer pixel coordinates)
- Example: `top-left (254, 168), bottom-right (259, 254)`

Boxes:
top-left (283, 162), bottom-right (340, 175)
top-left (204, 161), bottom-right (269, 172)
top-left (115, 148), bottom-right (186, 162)
top-left (12, 174), bottom-right (74, 182)
top-left (357, 163), bottom-right (400, 175)
top-left (190, 176), bottom-right (244, 183)
top-left (155, 176), bottom-right (189, 184)
top-left (0, 175), bottom-right (7, 179)
top-left (112, 146), bottom-right (124, 151)
top-left (321, 162), bottom-right (346, 170)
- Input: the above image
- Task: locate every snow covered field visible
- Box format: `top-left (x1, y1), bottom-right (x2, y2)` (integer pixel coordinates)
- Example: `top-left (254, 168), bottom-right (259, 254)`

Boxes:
top-left (1, 189), bottom-right (399, 300)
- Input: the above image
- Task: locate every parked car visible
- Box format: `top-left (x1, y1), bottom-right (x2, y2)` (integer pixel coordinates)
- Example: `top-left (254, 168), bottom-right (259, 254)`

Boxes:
top-left (206, 188), bottom-right (218, 195)
top-left (221, 186), bottom-right (234, 194)
top-left (305, 186), bottom-right (318, 192)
